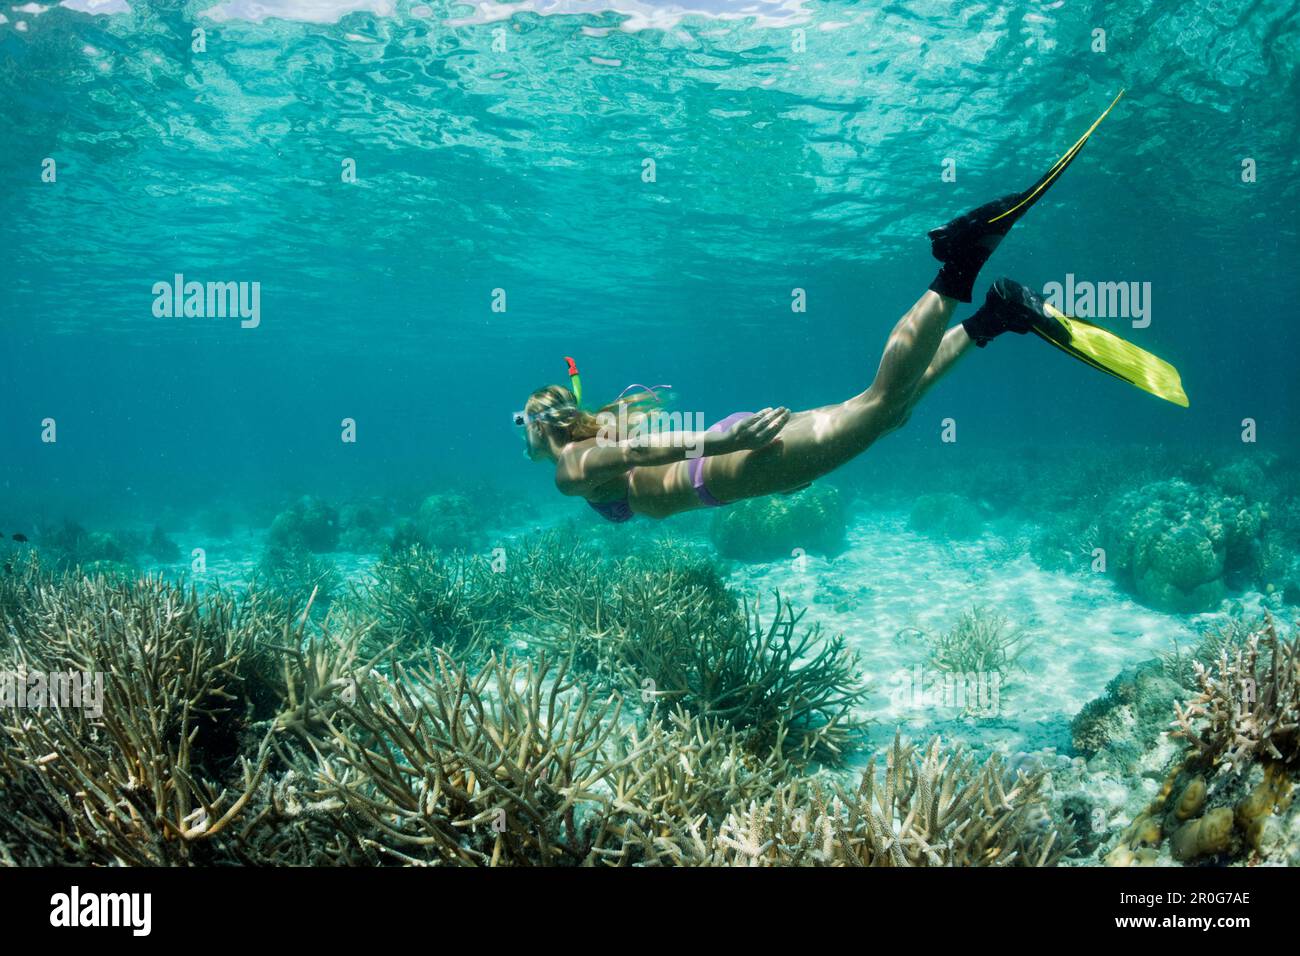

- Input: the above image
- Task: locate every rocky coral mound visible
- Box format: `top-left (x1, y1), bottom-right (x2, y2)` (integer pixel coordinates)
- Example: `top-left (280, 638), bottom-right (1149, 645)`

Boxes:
top-left (267, 495), bottom-right (340, 553)
top-left (1070, 660), bottom-right (1186, 771)
top-left (389, 492), bottom-right (482, 554)
top-left (710, 485), bottom-right (845, 562)
top-left (1099, 479), bottom-right (1266, 612)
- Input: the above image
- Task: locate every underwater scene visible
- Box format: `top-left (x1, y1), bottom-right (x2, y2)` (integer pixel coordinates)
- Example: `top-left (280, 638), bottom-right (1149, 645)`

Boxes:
top-left (1, 0), bottom-right (1298, 876)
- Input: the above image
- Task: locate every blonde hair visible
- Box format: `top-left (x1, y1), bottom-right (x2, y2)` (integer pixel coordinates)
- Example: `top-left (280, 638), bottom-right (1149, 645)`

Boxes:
top-left (524, 384), bottom-right (663, 443)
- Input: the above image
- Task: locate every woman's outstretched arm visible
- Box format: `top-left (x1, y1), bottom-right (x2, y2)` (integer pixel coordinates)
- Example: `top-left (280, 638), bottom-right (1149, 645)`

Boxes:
top-left (555, 407), bottom-right (789, 495)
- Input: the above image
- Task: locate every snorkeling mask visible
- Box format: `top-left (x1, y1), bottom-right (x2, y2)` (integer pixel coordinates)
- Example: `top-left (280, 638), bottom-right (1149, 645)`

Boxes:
top-left (513, 356), bottom-right (584, 428)
top-left (514, 357), bottom-right (673, 454)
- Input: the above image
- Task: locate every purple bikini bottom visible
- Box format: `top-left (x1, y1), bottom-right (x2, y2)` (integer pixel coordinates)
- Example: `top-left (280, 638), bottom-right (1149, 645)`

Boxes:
top-left (688, 412), bottom-right (752, 507)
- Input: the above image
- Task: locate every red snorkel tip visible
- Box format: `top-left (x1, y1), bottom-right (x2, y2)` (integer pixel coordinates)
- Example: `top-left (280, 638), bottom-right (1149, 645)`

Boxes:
top-left (563, 356), bottom-right (579, 377)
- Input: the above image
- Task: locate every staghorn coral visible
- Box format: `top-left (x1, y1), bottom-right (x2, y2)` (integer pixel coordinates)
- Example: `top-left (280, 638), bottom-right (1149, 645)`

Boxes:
top-left (1159, 617), bottom-right (1255, 690)
top-left (927, 606), bottom-right (1029, 680)
top-left (1084, 616), bottom-right (1300, 867)
top-left (0, 571), bottom-right (285, 865)
top-left (584, 707), bottom-right (796, 866)
top-left (255, 543), bottom-right (341, 619)
top-left (602, 588), bottom-right (868, 762)
top-left (1171, 616), bottom-right (1299, 776)
top-left (705, 734), bottom-right (1072, 867)
top-left (294, 651), bottom-right (638, 866)
top-left (351, 545), bottom-right (498, 664)
top-left (487, 535), bottom-right (867, 763)
top-left (0, 545), bottom-right (1079, 868)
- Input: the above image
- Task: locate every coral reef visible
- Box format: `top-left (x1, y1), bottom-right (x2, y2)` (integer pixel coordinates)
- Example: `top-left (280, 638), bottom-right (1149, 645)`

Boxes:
top-left (927, 606), bottom-right (1029, 680)
top-left (706, 735), bottom-right (1071, 866)
top-left (267, 495), bottom-right (340, 553)
top-left (709, 485), bottom-right (845, 562)
top-left (388, 492), bottom-right (482, 554)
top-left (1070, 659), bottom-right (1186, 768)
top-left (1171, 617), bottom-right (1298, 775)
top-left (255, 544), bottom-right (341, 619)
top-left (610, 589), bottom-right (868, 761)
top-left (32, 520), bottom-right (139, 574)
top-left (1099, 478), bottom-right (1267, 612)
top-left (0, 560), bottom-right (1073, 867)
top-left (1084, 617), bottom-right (1300, 866)
top-left (351, 545), bottom-right (495, 662)
top-left (336, 500), bottom-right (388, 553)
top-left (505, 537), bottom-right (868, 761)
top-left (0, 567), bottom-right (285, 865)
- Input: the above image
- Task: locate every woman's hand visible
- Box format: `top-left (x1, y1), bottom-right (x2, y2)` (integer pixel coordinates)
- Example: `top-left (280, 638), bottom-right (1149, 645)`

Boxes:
top-left (721, 407), bottom-right (790, 452)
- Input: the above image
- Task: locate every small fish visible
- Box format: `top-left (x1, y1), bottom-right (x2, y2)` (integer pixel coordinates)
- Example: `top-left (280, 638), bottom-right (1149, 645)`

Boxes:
top-left (11, 533), bottom-right (28, 543)
top-left (2, 563), bottom-right (10, 574)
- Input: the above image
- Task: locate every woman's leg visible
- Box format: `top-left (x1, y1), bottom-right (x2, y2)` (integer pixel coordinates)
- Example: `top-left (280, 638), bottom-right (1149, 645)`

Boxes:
top-left (911, 322), bottom-right (974, 404)
top-left (703, 290), bottom-right (959, 500)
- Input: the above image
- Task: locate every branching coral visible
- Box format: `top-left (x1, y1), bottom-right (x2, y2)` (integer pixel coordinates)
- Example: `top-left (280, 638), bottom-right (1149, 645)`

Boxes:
top-left (0, 543), bottom-right (1077, 868)
top-left (255, 543), bottom-right (341, 619)
top-left (297, 651), bottom-right (638, 866)
top-left (596, 708), bottom-right (796, 865)
top-left (0, 572), bottom-right (282, 865)
top-left (704, 734), bottom-right (1071, 866)
top-left (482, 536), bottom-right (867, 763)
top-left (1159, 618), bottom-right (1254, 690)
top-left (1172, 615), bottom-right (1299, 775)
top-left (607, 589), bottom-right (867, 761)
top-left (351, 545), bottom-right (496, 663)
top-left (928, 606), bottom-right (1029, 679)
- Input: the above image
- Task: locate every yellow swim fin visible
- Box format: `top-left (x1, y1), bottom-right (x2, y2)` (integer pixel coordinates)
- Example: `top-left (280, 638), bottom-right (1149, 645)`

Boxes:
top-left (1034, 302), bottom-right (1189, 407)
top-left (967, 277), bottom-right (1189, 408)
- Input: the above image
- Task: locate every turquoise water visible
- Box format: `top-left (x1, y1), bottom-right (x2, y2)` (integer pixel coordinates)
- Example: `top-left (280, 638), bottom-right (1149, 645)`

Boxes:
top-left (1, 1), bottom-right (1299, 867)
top-left (3, 0), bottom-right (1296, 511)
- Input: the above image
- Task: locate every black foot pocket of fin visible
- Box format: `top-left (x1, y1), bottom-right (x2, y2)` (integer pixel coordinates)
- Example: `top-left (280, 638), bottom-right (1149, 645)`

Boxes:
top-left (927, 90), bottom-right (1126, 302)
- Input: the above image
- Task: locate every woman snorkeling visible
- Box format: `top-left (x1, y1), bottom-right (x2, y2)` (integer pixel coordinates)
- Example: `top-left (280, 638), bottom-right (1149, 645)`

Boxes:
top-left (517, 93), bottom-right (1186, 524)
